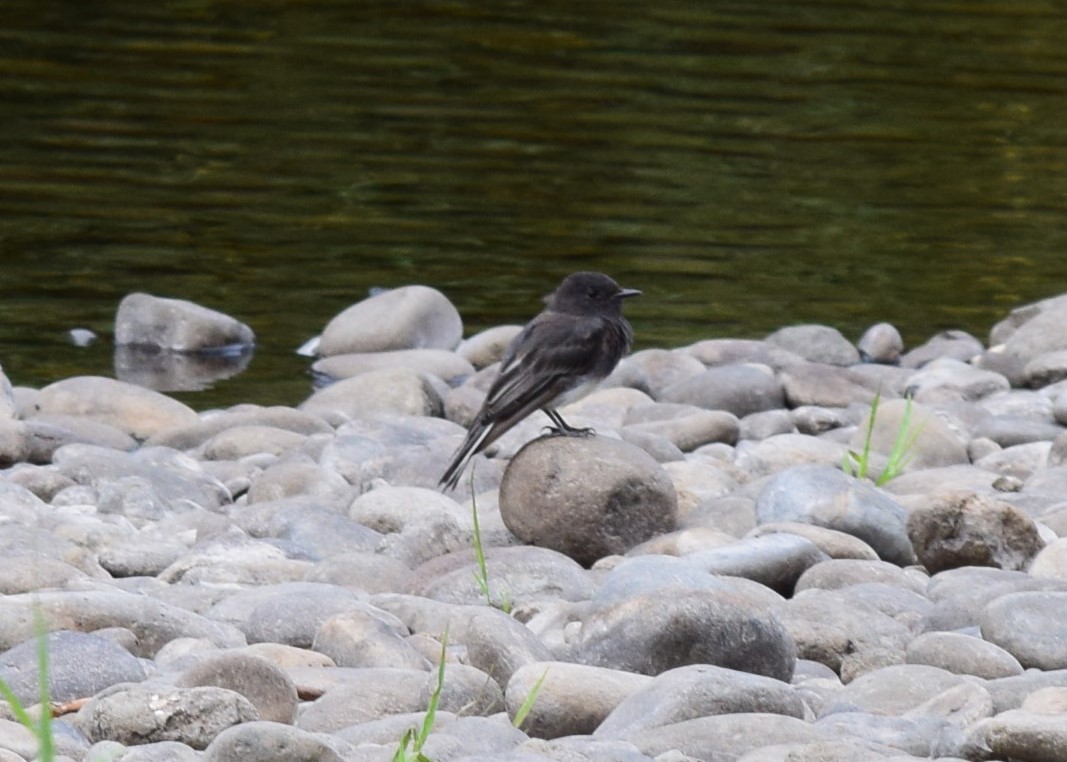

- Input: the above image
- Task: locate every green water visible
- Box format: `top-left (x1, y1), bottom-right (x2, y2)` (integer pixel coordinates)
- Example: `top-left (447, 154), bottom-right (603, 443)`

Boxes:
top-left (2, 1), bottom-right (1066, 408)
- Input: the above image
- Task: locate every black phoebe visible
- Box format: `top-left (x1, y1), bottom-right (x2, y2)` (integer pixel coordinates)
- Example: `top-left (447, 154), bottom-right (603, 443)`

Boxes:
top-left (440, 271), bottom-right (640, 490)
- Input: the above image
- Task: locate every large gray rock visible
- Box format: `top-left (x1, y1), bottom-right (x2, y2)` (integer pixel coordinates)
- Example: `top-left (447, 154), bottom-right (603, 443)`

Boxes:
top-left (659, 364), bottom-right (784, 417)
top-left (33, 377), bottom-right (199, 440)
top-left (145, 405), bottom-right (332, 450)
top-left (317, 285), bottom-right (462, 355)
top-left (296, 665), bottom-right (501, 733)
top-left (983, 709), bottom-right (1067, 762)
top-left (570, 589), bottom-right (796, 681)
top-left (299, 368), bottom-right (443, 421)
top-left (204, 721), bottom-right (349, 762)
top-left (981, 591), bottom-right (1067, 670)
top-left (778, 363), bottom-right (876, 408)
top-left (312, 608), bottom-right (429, 670)
top-left (465, 608), bottom-right (555, 690)
top-left (766, 324), bottom-right (860, 366)
top-left (410, 545), bottom-right (594, 608)
top-left (685, 533), bottom-right (828, 597)
top-left (825, 664), bottom-right (969, 715)
top-left (755, 465), bottom-right (915, 566)
top-left (905, 631), bottom-right (1023, 679)
top-left (0, 630), bottom-right (148, 705)
top-left (627, 713), bottom-right (826, 760)
top-left (849, 398), bottom-right (969, 474)
top-left (781, 587), bottom-right (915, 674)
top-left (82, 684), bottom-right (259, 750)
top-left (505, 661), bottom-right (652, 739)
top-left (311, 348), bottom-right (475, 385)
top-left (1003, 299), bottom-right (1067, 364)
top-left (902, 330), bottom-right (984, 368)
top-left (907, 491), bottom-right (1043, 574)
top-left (176, 651), bottom-right (299, 725)
top-left (595, 663), bottom-right (805, 739)
top-left (615, 348), bottom-right (706, 401)
top-left (0, 590), bottom-right (245, 656)
top-left (499, 435), bottom-right (677, 567)
top-left (904, 358), bottom-right (1010, 402)
top-left (114, 293), bottom-right (254, 352)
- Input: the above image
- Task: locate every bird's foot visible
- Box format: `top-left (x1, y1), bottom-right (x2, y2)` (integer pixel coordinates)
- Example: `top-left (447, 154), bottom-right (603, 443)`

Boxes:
top-left (542, 424), bottom-right (596, 438)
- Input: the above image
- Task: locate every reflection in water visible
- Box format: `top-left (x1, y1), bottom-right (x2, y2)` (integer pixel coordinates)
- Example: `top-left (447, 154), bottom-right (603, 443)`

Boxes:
top-left (114, 346), bottom-right (254, 393)
top-left (1, 2), bottom-right (1067, 407)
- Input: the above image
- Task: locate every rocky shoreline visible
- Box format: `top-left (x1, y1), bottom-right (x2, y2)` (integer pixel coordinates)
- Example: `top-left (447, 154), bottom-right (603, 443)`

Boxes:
top-left (2, 287), bottom-right (1067, 761)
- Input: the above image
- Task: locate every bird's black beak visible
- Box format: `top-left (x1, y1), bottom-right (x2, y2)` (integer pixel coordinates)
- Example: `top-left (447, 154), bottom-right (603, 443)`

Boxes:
top-left (618, 288), bottom-right (642, 299)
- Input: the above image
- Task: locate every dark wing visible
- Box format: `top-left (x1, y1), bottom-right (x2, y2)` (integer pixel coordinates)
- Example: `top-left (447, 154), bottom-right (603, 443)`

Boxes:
top-left (439, 313), bottom-right (607, 490)
top-left (482, 312), bottom-right (608, 422)
top-left (439, 312), bottom-right (632, 491)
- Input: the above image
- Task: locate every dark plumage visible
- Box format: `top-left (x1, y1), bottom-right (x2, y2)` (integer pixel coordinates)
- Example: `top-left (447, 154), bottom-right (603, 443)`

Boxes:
top-left (439, 271), bottom-right (640, 490)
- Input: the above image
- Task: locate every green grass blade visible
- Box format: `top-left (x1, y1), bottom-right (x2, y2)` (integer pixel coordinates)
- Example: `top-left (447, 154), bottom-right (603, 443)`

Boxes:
top-left (0, 679), bottom-right (34, 730)
top-left (34, 609), bottom-right (53, 762)
top-left (470, 478), bottom-right (492, 607)
top-left (512, 668), bottom-right (548, 729)
top-left (412, 627), bottom-right (449, 754)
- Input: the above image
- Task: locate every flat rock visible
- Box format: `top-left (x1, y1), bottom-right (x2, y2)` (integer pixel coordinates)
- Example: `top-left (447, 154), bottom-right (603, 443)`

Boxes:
top-left (825, 664), bottom-right (969, 715)
top-left (685, 533), bottom-right (828, 596)
top-left (410, 545), bottom-right (594, 608)
top-left (296, 664), bottom-right (501, 733)
top-left (33, 377), bottom-right (199, 440)
top-left (505, 661), bottom-right (652, 739)
top-left (766, 324), bottom-right (860, 366)
top-left (794, 559), bottom-right (926, 595)
top-left (570, 588), bottom-right (796, 681)
top-left (311, 348), bottom-right (475, 385)
top-left (904, 357), bottom-right (1010, 402)
top-left (747, 523), bottom-right (880, 561)
top-left (204, 721), bottom-right (349, 762)
top-left (734, 433), bottom-right (848, 478)
top-left (779, 363), bottom-right (876, 408)
top-left (145, 405), bottom-right (332, 450)
top-left (624, 408), bottom-right (739, 451)
top-left (660, 364), bottom-right (784, 417)
top-left (984, 708), bottom-right (1067, 762)
top-left (0, 630), bottom-right (148, 705)
top-left (627, 713), bottom-right (826, 760)
top-left (595, 663), bottom-right (804, 739)
top-left (905, 631), bottom-right (1023, 679)
top-left (901, 330), bottom-right (984, 368)
top-left (0, 590), bottom-right (245, 657)
top-left (299, 368), bottom-right (443, 421)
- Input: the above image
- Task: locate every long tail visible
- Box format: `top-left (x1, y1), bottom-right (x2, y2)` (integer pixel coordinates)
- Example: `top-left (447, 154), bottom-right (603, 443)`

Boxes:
top-left (439, 422), bottom-right (493, 491)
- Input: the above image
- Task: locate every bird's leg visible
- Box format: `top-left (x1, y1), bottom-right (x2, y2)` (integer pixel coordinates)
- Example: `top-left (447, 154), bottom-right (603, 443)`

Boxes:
top-left (542, 409), bottom-right (595, 438)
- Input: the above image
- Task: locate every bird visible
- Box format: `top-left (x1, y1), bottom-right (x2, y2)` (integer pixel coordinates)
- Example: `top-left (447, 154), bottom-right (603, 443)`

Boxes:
top-left (439, 271), bottom-right (640, 491)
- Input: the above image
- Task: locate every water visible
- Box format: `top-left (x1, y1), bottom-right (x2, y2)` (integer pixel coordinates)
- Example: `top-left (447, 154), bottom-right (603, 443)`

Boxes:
top-left (2, 1), bottom-right (1067, 409)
